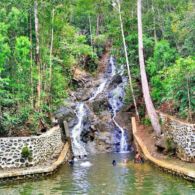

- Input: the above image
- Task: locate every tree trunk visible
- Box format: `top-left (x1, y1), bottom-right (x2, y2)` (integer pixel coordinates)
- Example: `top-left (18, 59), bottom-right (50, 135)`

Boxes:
top-left (88, 15), bottom-right (93, 47)
top-left (88, 14), bottom-right (94, 58)
top-left (96, 14), bottom-right (100, 36)
top-left (29, 11), bottom-right (34, 108)
top-left (117, 2), bottom-right (140, 120)
top-left (157, 8), bottom-right (164, 38)
top-left (49, 8), bottom-right (55, 105)
top-left (187, 76), bottom-right (192, 122)
top-left (34, 0), bottom-right (41, 109)
top-left (137, 0), bottom-right (161, 135)
top-left (152, 0), bottom-right (157, 43)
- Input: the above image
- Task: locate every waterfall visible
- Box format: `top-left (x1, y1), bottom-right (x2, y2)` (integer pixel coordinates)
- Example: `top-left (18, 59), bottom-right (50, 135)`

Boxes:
top-left (89, 56), bottom-right (116, 101)
top-left (71, 76), bottom-right (108, 156)
top-left (71, 103), bottom-right (87, 157)
top-left (70, 56), bottom-right (128, 156)
top-left (108, 58), bottom-right (129, 153)
top-left (89, 79), bottom-right (107, 101)
top-left (109, 56), bottom-right (116, 76)
top-left (90, 56), bottom-right (128, 152)
top-left (108, 83), bottom-right (129, 153)
top-left (71, 75), bottom-right (109, 156)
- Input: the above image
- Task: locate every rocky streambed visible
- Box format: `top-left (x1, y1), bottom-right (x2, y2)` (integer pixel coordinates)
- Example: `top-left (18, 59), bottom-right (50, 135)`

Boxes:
top-left (55, 57), bottom-right (132, 155)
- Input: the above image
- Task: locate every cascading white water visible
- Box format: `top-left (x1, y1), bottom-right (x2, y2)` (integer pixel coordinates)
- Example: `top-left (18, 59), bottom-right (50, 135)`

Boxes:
top-left (71, 56), bottom-right (128, 156)
top-left (91, 56), bottom-right (128, 152)
top-left (109, 83), bottom-right (129, 153)
top-left (72, 76), bottom-right (108, 157)
top-left (108, 57), bottom-right (129, 153)
top-left (110, 56), bottom-right (116, 76)
top-left (89, 56), bottom-right (117, 102)
top-left (71, 103), bottom-right (87, 157)
top-left (89, 56), bottom-right (116, 101)
top-left (89, 79), bottom-right (107, 101)
top-left (72, 77), bottom-right (108, 156)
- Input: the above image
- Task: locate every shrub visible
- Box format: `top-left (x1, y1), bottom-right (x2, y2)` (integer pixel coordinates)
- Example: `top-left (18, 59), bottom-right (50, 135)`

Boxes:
top-left (142, 117), bottom-right (151, 126)
top-left (162, 57), bottom-right (195, 119)
top-left (21, 145), bottom-right (31, 158)
top-left (165, 137), bottom-right (176, 154)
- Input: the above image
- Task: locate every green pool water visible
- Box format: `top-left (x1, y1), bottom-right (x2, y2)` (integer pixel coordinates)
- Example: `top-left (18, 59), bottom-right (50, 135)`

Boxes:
top-left (0, 153), bottom-right (195, 195)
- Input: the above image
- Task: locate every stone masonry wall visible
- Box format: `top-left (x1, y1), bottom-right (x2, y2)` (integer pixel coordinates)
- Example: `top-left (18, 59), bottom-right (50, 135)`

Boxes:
top-left (0, 126), bottom-right (64, 169)
top-left (159, 112), bottom-right (195, 162)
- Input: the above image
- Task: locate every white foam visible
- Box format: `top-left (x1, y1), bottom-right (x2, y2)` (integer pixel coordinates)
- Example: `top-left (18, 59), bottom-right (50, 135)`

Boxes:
top-left (80, 161), bottom-right (92, 167)
top-left (71, 103), bottom-right (88, 157)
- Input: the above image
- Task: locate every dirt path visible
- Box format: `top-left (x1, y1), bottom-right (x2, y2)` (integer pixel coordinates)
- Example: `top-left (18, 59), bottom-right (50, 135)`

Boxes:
top-left (97, 42), bottom-right (112, 74)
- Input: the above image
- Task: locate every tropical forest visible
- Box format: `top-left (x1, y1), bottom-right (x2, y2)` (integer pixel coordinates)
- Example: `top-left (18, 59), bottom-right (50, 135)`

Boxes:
top-left (0, 0), bottom-right (195, 194)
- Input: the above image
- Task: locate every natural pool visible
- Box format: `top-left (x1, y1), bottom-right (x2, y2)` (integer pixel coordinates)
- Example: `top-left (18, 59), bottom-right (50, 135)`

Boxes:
top-left (0, 153), bottom-right (195, 195)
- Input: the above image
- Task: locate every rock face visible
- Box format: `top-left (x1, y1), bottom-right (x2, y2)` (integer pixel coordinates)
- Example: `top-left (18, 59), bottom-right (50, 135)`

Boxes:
top-left (155, 134), bottom-right (176, 154)
top-left (54, 105), bottom-right (77, 130)
top-left (90, 97), bottom-right (110, 114)
top-left (74, 88), bottom-right (93, 101)
top-left (108, 74), bottom-right (123, 90)
top-left (73, 68), bottom-right (91, 88)
top-left (155, 135), bottom-right (167, 151)
top-left (55, 107), bottom-right (75, 122)
top-left (115, 108), bottom-right (133, 143)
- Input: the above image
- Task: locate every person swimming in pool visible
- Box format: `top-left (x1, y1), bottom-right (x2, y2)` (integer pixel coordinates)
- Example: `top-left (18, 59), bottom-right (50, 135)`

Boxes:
top-left (68, 156), bottom-right (75, 166)
top-left (134, 151), bottom-right (144, 163)
top-left (122, 159), bottom-right (129, 164)
top-left (112, 160), bottom-right (116, 166)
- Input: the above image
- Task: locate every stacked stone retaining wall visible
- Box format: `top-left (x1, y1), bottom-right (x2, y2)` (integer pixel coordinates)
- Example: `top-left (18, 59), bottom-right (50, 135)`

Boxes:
top-left (0, 126), bottom-right (64, 169)
top-left (158, 112), bottom-right (195, 162)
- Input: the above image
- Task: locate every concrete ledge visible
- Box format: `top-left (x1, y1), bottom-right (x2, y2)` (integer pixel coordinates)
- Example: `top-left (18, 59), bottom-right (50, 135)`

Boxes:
top-left (132, 117), bottom-right (195, 182)
top-left (0, 143), bottom-right (70, 181)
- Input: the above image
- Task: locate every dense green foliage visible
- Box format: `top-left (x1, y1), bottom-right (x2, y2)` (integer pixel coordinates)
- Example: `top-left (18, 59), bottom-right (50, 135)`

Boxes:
top-left (0, 0), bottom-right (194, 135)
top-left (0, 0), bottom-right (99, 135)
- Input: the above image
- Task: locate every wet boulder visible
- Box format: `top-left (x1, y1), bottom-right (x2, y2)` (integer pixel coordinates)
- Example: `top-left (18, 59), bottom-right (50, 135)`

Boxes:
top-left (81, 130), bottom-right (95, 143)
top-left (82, 115), bottom-right (91, 131)
top-left (68, 117), bottom-right (79, 129)
top-left (96, 132), bottom-right (112, 144)
top-left (54, 106), bottom-right (76, 123)
top-left (73, 68), bottom-right (92, 87)
top-left (94, 120), bottom-right (113, 132)
top-left (78, 107), bottom-right (95, 142)
top-left (98, 111), bottom-right (112, 122)
top-left (85, 79), bottom-right (101, 89)
top-left (64, 97), bottom-right (77, 107)
top-left (92, 130), bottom-right (121, 153)
top-left (155, 135), bottom-right (176, 154)
top-left (90, 97), bottom-right (110, 114)
top-left (74, 87), bottom-right (93, 101)
top-left (108, 74), bottom-right (123, 90)
top-left (115, 110), bottom-right (133, 141)
top-left (54, 106), bottom-right (77, 138)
